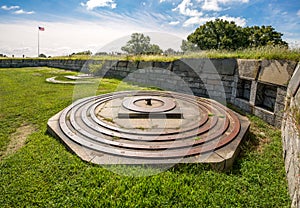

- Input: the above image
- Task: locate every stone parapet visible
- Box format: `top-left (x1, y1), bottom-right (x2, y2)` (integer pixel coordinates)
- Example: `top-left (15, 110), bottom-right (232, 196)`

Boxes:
top-left (0, 58), bottom-right (298, 127)
top-left (282, 62), bottom-right (300, 208)
top-left (259, 60), bottom-right (297, 87)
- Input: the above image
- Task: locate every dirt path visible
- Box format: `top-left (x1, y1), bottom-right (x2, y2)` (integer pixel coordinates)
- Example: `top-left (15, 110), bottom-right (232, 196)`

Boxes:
top-left (0, 124), bottom-right (36, 160)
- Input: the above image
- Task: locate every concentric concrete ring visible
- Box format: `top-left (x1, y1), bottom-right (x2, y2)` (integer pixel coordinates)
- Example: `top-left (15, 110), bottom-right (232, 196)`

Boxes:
top-left (47, 91), bottom-right (250, 169)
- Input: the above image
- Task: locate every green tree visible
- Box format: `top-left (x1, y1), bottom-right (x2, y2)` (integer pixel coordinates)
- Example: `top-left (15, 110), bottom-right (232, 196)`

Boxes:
top-left (245, 25), bottom-right (288, 47)
top-left (187, 19), bottom-right (246, 50)
top-left (164, 48), bottom-right (177, 55)
top-left (38, 53), bottom-right (47, 58)
top-left (70, 50), bottom-right (92, 56)
top-left (121, 33), bottom-right (151, 54)
top-left (187, 19), bottom-right (288, 50)
top-left (121, 33), bottom-right (163, 55)
top-left (94, 52), bottom-right (108, 56)
top-left (180, 40), bottom-right (200, 52)
top-left (147, 44), bottom-right (163, 55)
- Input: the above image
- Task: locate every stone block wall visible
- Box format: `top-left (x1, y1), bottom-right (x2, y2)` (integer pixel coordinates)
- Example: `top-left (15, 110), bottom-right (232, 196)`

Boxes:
top-left (94, 58), bottom-right (297, 127)
top-left (0, 58), bottom-right (298, 127)
top-left (95, 58), bottom-right (236, 104)
top-left (231, 59), bottom-right (298, 127)
top-left (282, 64), bottom-right (300, 208)
top-left (0, 59), bottom-right (86, 71)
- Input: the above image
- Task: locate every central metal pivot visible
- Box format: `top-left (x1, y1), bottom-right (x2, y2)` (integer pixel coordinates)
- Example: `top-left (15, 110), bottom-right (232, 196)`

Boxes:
top-left (119, 95), bottom-right (182, 118)
top-left (145, 99), bottom-right (152, 106)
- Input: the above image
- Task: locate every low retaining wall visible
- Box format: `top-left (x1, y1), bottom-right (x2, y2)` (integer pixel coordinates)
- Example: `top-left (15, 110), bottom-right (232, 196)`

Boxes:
top-left (0, 59), bottom-right (86, 71)
top-left (0, 58), bottom-right (298, 128)
top-left (92, 59), bottom-right (298, 128)
top-left (282, 64), bottom-right (300, 208)
top-left (95, 59), bottom-right (236, 104)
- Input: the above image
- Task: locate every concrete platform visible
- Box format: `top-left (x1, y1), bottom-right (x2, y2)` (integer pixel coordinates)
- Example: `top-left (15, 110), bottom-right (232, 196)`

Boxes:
top-left (47, 91), bottom-right (250, 170)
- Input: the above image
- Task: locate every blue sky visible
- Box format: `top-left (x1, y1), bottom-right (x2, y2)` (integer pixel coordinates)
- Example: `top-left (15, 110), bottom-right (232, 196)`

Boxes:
top-left (0, 0), bottom-right (299, 57)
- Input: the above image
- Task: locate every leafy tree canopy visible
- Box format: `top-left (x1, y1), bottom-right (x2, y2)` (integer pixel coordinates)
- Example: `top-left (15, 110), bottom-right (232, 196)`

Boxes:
top-left (147, 44), bottom-right (163, 55)
top-left (185, 19), bottom-right (287, 51)
top-left (70, 50), bottom-right (92, 56)
top-left (38, 53), bottom-right (47, 58)
top-left (121, 33), bottom-right (163, 55)
top-left (181, 40), bottom-right (200, 52)
top-left (245, 25), bottom-right (288, 47)
top-left (164, 48), bottom-right (177, 55)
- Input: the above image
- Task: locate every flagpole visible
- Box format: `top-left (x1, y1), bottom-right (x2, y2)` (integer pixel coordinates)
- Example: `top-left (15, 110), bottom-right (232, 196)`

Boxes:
top-left (38, 27), bottom-right (40, 57)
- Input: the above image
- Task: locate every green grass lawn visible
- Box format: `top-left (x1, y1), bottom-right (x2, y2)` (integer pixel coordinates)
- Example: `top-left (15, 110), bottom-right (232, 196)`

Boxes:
top-left (0, 67), bottom-right (290, 207)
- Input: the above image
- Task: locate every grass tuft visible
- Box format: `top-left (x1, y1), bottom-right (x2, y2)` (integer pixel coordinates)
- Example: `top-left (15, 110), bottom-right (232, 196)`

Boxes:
top-left (1, 45), bottom-right (298, 62)
top-left (182, 45), bottom-right (300, 61)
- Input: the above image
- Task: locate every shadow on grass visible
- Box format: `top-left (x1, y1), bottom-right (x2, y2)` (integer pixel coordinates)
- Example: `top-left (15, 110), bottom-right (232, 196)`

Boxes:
top-left (229, 130), bottom-right (260, 175)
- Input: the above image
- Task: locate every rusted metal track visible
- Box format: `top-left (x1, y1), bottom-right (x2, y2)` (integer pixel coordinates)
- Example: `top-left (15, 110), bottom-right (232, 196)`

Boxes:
top-left (55, 91), bottom-right (242, 159)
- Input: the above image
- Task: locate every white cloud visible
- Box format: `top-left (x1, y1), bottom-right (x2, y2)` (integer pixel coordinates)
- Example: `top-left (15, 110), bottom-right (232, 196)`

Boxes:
top-left (183, 15), bottom-right (246, 27)
top-left (203, 0), bottom-right (249, 11)
top-left (174, 0), bottom-right (249, 13)
top-left (285, 38), bottom-right (300, 49)
top-left (218, 15), bottom-right (246, 26)
top-left (216, 0), bottom-right (249, 3)
top-left (1, 5), bottom-right (20, 10)
top-left (169, 21), bottom-right (180, 25)
top-left (202, 0), bottom-right (222, 11)
top-left (206, 0), bottom-right (249, 4)
top-left (13, 9), bottom-right (35, 15)
top-left (159, 0), bottom-right (175, 3)
top-left (111, 3), bottom-right (117, 9)
top-left (183, 16), bottom-right (211, 27)
top-left (1, 5), bottom-right (34, 15)
top-left (297, 10), bottom-right (300, 17)
top-left (172, 0), bottom-right (203, 17)
top-left (173, 0), bottom-right (248, 27)
top-left (81, 0), bottom-right (117, 10)
top-left (0, 16), bottom-right (188, 57)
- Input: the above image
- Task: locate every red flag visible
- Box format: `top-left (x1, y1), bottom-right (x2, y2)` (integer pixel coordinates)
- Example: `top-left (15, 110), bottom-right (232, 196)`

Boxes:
top-left (38, 26), bottom-right (45, 31)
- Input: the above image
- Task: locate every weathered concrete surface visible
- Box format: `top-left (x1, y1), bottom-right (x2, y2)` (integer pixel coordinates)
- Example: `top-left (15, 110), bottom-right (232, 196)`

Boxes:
top-left (282, 62), bottom-right (300, 208)
top-left (237, 59), bottom-right (260, 80)
top-left (137, 61), bottom-right (153, 69)
top-left (288, 64), bottom-right (300, 97)
top-left (173, 58), bottom-right (236, 75)
top-left (127, 61), bottom-right (138, 69)
top-left (259, 60), bottom-right (297, 86)
top-left (153, 61), bottom-right (172, 70)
